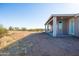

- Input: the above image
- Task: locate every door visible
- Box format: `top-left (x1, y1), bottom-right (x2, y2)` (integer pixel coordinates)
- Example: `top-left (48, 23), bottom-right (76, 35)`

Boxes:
top-left (69, 18), bottom-right (74, 35)
top-left (58, 20), bottom-right (63, 35)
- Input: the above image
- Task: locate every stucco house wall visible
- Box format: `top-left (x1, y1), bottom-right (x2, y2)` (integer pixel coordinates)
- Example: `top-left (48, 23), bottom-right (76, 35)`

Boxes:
top-left (45, 13), bottom-right (79, 37)
top-left (74, 16), bottom-right (79, 37)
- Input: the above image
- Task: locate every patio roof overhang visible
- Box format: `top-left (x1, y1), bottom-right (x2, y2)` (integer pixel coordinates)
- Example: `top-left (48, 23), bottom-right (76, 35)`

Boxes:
top-left (45, 13), bottom-right (79, 25)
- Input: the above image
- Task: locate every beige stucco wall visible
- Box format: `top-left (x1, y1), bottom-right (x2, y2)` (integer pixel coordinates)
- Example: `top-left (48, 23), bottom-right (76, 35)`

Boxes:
top-left (63, 18), bottom-right (69, 35)
top-left (57, 17), bottom-right (69, 35)
top-left (74, 17), bottom-right (79, 37)
top-left (45, 16), bottom-right (79, 37)
top-left (66, 16), bottom-right (79, 37)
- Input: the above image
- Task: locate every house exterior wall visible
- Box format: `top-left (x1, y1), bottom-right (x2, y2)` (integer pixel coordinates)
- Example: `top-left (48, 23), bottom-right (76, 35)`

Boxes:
top-left (55, 16), bottom-right (79, 37)
top-left (46, 16), bottom-right (71, 36)
top-left (45, 15), bottom-right (79, 37)
top-left (63, 18), bottom-right (69, 35)
top-left (74, 17), bottom-right (79, 37)
top-left (68, 16), bottom-right (79, 37)
top-left (49, 24), bottom-right (53, 32)
top-left (57, 17), bottom-right (69, 35)
top-left (49, 21), bottom-right (53, 32)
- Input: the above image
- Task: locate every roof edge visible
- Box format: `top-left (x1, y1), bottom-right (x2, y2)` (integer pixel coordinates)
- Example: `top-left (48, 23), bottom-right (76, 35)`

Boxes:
top-left (45, 13), bottom-right (79, 25)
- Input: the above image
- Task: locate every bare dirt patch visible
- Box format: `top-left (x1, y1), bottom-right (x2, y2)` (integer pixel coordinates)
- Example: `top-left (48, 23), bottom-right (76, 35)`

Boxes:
top-left (0, 32), bottom-right (79, 56)
top-left (0, 31), bottom-right (33, 49)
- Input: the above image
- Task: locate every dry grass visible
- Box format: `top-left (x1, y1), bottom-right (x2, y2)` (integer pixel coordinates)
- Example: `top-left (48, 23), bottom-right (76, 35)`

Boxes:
top-left (0, 31), bottom-right (33, 49)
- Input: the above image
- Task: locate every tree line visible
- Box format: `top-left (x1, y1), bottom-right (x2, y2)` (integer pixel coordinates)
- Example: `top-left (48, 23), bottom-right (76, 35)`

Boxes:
top-left (9, 26), bottom-right (27, 31)
top-left (9, 26), bottom-right (44, 32)
top-left (0, 25), bottom-right (44, 38)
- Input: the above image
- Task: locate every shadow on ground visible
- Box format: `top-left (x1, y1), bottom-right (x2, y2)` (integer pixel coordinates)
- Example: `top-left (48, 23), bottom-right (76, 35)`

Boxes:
top-left (0, 32), bottom-right (79, 56)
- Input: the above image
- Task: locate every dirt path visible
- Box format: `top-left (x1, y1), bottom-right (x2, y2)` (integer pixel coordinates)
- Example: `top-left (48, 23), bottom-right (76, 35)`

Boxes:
top-left (0, 32), bottom-right (79, 56)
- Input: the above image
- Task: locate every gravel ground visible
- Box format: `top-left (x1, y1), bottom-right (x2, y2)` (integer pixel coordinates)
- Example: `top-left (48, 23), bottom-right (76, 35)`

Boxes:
top-left (0, 32), bottom-right (79, 56)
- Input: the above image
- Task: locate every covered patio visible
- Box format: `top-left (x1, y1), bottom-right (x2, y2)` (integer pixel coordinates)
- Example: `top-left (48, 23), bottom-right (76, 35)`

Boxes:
top-left (45, 14), bottom-right (77, 37)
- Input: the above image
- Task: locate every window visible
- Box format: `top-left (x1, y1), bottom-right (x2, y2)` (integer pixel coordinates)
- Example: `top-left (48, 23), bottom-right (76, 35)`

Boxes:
top-left (59, 20), bottom-right (63, 30)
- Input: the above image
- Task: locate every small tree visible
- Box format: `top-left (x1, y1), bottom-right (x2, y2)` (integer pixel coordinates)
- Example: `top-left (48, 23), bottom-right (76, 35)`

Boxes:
top-left (14, 27), bottom-right (20, 31)
top-left (21, 27), bottom-right (27, 31)
top-left (9, 26), bottom-right (14, 31)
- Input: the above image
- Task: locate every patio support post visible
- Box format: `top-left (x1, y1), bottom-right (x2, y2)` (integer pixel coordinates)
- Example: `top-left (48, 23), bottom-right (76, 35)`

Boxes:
top-left (47, 24), bottom-right (49, 32)
top-left (53, 16), bottom-right (57, 37)
top-left (45, 25), bottom-right (46, 32)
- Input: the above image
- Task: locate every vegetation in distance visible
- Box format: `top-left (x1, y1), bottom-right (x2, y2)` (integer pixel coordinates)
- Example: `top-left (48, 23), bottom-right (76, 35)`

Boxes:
top-left (8, 26), bottom-right (44, 32)
top-left (0, 24), bottom-right (45, 38)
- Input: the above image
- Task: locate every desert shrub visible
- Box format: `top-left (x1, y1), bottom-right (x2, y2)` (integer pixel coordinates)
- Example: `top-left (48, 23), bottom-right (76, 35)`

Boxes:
top-left (9, 26), bottom-right (14, 30)
top-left (21, 27), bottom-right (27, 31)
top-left (14, 27), bottom-right (20, 31)
top-left (0, 25), bottom-right (8, 38)
top-left (0, 28), bottom-right (8, 38)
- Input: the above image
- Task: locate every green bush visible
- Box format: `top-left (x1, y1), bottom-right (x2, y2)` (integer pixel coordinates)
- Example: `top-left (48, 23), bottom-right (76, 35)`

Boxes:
top-left (14, 27), bottom-right (20, 31)
top-left (0, 25), bottom-right (8, 38)
top-left (0, 28), bottom-right (8, 37)
top-left (9, 26), bottom-right (14, 30)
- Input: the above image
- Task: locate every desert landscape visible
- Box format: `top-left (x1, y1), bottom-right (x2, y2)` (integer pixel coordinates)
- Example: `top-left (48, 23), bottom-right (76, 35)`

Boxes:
top-left (0, 25), bottom-right (45, 55)
top-left (0, 30), bottom-right (42, 55)
top-left (0, 31), bottom-right (79, 56)
top-left (0, 3), bottom-right (79, 56)
top-left (0, 24), bottom-right (44, 55)
top-left (0, 31), bottom-right (33, 49)
top-left (0, 26), bottom-right (79, 56)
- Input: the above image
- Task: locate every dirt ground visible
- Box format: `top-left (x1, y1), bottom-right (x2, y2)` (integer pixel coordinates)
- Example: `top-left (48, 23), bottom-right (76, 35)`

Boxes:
top-left (0, 32), bottom-right (79, 56)
top-left (0, 31), bottom-right (33, 49)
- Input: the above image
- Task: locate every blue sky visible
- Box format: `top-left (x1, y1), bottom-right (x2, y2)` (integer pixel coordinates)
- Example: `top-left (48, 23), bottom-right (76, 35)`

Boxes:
top-left (0, 3), bottom-right (79, 29)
